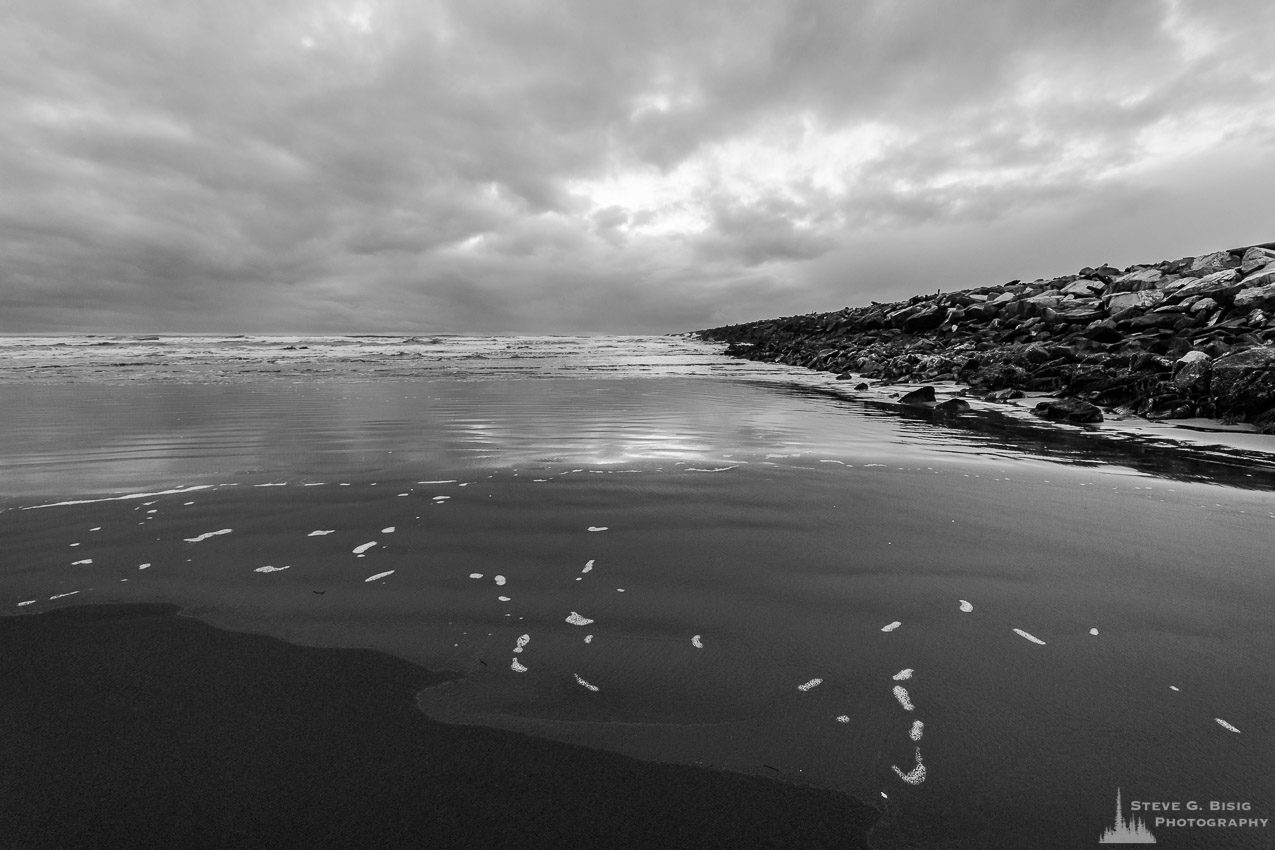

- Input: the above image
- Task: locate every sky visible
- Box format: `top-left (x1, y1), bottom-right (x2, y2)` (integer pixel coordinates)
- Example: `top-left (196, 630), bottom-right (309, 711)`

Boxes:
top-left (4, 0), bottom-right (1275, 334)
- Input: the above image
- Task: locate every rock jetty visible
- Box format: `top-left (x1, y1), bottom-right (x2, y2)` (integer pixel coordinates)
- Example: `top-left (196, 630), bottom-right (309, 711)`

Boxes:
top-left (698, 243), bottom-right (1275, 431)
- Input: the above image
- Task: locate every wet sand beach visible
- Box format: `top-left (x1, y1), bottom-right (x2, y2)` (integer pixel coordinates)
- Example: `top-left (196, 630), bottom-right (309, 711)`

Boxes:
top-left (2, 335), bottom-right (1272, 848)
top-left (1, 603), bottom-right (874, 849)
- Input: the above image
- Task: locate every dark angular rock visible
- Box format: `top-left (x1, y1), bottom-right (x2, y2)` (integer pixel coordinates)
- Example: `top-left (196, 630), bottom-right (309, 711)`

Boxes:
top-left (1033, 398), bottom-right (1104, 424)
top-left (1079, 265), bottom-right (1122, 283)
top-left (1172, 351), bottom-right (1212, 392)
top-left (1106, 290), bottom-right (1165, 314)
top-left (1233, 282), bottom-right (1275, 311)
top-left (1172, 270), bottom-right (1242, 301)
top-left (1190, 250), bottom-right (1234, 273)
top-left (1241, 247), bottom-right (1275, 275)
top-left (1211, 346), bottom-right (1275, 420)
top-left (902, 305), bottom-right (948, 333)
top-left (934, 398), bottom-right (971, 412)
top-left (1054, 306), bottom-right (1104, 324)
top-left (1109, 268), bottom-right (1163, 292)
top-left (1022, 343), bottom-right (1052, 364)
top-left (898, 386), bottom-right (936, 406)
top-left (1083, 321), bottom-right (1124, 343)
top-left (1120, 313), bottom-right (1179, 332)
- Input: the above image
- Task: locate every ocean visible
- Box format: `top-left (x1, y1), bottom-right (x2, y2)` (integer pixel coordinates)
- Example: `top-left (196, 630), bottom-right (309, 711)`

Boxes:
top-left (1, 333), bottom-right (1272, 848)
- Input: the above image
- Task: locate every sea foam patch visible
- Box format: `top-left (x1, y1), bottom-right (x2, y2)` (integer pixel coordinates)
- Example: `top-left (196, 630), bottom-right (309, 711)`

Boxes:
top-left (573, 673), bottom-right (599, 692)
top-left (881, 621), bottom-right (902, 632)
top-left (582, 560), bottom-right (594, 574)
top-left (308, 530), bottom-right (335, 536)
top-left (691, 634), bottom-right (704, 649)
top-left (510, 659), bottom-right (528, 673)
top-left (254, 565), bottom-right (290, 573)
top-left (364, 570), bottom-right (395, 582)
top-left (184, 529), bottom-right (232, 543)
top-left (21, 484), bottom-right (214, 510)
top-left (513, 634), bottom-right (530, 653)
top-left (1215, 718), bottom-right (1242, 733)
top-left (352, 541), bottom-right (377, 555)
top-left (959, 599), bottom-right (974, 613)
top-left (587, 526), bottom-right (608, 532)
top-left (565, 611), bottom-right (594, 626)
top-left (1012, 628), bottom-right (1047, 645)
top-left (892, 748), bottom-right (926, 785)
top-left (892, 686), bottom-right (915, 711)
top-left (797, 678), bottom-right (823, 692)
top-left (71, 559), bottom-right (92, 565)
top-left (910, 720), bottom-right (925, 741)
top-left (892, 668), bottom-right (913, 681)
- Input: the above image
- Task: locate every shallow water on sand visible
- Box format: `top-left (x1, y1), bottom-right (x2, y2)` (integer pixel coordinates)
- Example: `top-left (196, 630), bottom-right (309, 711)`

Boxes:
top-left (2, 335), bottom-right (1273, 848)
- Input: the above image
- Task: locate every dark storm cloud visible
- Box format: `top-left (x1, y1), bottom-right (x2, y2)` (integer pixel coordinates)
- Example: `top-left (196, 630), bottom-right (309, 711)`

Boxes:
top-left (2, 0), bottom-right (1274, 332)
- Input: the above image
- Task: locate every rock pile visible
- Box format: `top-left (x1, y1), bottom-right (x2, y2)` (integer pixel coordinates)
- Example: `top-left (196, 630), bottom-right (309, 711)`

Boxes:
top-left (698, 243), bottom-right (1275, 431)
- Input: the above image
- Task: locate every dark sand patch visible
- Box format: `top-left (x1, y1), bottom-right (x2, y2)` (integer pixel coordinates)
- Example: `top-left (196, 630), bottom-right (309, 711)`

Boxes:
top-left (0, 604), bottom-right (876, 849)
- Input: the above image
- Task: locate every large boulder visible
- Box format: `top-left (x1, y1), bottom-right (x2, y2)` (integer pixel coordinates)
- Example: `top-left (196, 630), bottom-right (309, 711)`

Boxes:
top-left (1240, 247), bottom-right (1275, 275)
top-left (1173, 350), bottom-right (1212, 392)
top-left (1060, 279), bottom-right (1106, 297)
top-left (1122, 312), bottom-right (1183, 331)
top-left (1054, 304), bottom-right (1105, 324)
top-left (1105, 290), bottom-right (1164, 315)
top-left (898, 385), bottom-right (937, 406)
top-left (1024, 294), bottom-right (1063, 310)
top-left (969, 363), bottom-right (1030, 390)
top-left (1190, 250), bottom-right (1233, 273)
top-left (1083, 320), bottom-right (1124, 343)
top-left (1020, 343), bottom-right (1053, 364)
top-left (1210, 347), bottom-right (1275, 419)
top-left (1241, 263), bottom-right (1275, 289)
top-left (1233, 281), bottom-right (1275, 311)
top-left (1109, 268), bottom-right (1164, 292)
top-left (1033, 398), bottom-right (1104, 424)
top-left (1079, 264), bottom-right (1123, 282)
top-left (902, 304), bottom-right (949, 333)
top-left (1171, 269), bottom-right (1242, 300)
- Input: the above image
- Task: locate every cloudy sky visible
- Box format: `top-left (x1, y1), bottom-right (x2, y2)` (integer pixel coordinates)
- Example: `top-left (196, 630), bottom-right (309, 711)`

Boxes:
top-left (4, 0), bottom-right (1275, 334)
